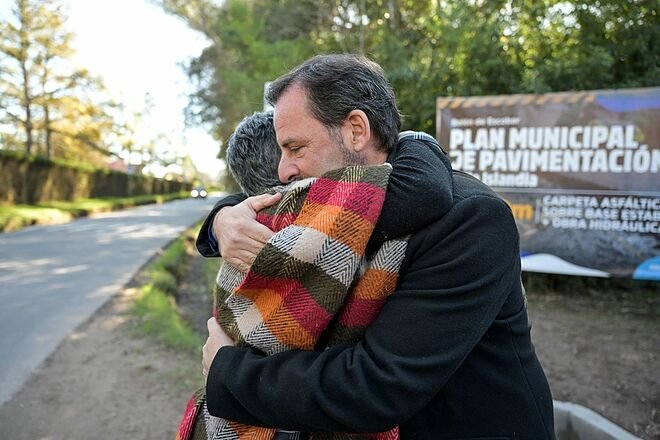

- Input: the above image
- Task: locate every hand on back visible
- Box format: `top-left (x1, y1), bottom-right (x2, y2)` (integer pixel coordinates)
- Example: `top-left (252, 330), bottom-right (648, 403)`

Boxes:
top-left (213, 192), bottom-right (281, 272)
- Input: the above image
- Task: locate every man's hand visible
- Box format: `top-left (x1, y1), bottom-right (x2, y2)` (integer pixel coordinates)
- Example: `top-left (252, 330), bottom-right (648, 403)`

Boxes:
top-left (213, 193), bottom-right (281, 272)
top-left (202, 317), bottom-right (235, 378)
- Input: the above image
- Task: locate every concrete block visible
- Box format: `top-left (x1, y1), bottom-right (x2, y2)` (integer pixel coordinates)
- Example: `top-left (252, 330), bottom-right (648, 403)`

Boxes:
top-left (554, 401), bottom-right (641, 440)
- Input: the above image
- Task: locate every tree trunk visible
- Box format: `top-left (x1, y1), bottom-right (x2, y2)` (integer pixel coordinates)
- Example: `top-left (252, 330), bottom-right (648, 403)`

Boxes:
top-left (388, 0), bottom-right (401, 31)
top-left (21, 58), bottom-right (33, 155)
top-left (24, 101), bottom-right (33, 155)
top-left (19, 1), bottom-right (33, 156)
top-left (44, 105), bottom-right (52, 158)
top-left (359, 0), bottom-right (365, 55)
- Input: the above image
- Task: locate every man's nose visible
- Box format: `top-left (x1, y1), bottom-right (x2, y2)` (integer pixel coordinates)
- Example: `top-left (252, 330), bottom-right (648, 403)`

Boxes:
top-left (278, 157), bottom-right (299, 183)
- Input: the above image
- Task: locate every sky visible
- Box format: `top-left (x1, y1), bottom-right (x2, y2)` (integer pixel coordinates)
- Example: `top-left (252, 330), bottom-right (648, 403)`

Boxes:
top-left (2, 0), bottom-right (224, 177)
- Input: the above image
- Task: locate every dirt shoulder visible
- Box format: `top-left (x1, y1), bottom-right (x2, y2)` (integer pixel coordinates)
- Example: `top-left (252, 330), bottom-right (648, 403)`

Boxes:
top-left (526, 278), bottom-right (660, 439)
top-left (0, 250), bottom-right (213, 440)
top-left (0, 254), bottom-right (657, 439)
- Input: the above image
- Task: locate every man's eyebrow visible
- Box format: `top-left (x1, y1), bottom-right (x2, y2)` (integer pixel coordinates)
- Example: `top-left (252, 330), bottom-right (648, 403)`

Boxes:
top-left (280, 138), bottom-right (304, 149)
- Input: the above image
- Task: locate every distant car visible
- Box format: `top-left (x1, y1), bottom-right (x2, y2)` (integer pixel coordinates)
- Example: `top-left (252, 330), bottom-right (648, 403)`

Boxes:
top-left (190, 186), bottom-right (208, 198)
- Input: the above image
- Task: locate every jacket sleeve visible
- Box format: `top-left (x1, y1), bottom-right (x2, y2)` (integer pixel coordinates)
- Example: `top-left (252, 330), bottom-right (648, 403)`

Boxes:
top-left (195, 193), bottom-right (247, 257)
top-left (205, 193), bottom-right (521, 432)
top-left (367, 136), bottom-right (453, 253)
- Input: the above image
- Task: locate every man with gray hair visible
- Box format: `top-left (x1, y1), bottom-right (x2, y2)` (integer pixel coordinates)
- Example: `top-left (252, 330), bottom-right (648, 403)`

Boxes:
top-left (225, 111), bottom-right (282, 197)
top-left (197, 54), bottom-right (555, 439)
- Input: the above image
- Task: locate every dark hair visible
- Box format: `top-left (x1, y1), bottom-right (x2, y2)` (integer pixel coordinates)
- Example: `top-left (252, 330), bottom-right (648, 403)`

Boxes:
top-left (266, 54), bottom-right (401, 153)
top-left (226, 111), bottom-right (282, 196)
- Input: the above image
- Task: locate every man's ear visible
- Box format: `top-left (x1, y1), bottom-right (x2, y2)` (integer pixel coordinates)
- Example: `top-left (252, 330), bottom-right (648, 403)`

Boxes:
top-left (344, 110), bottom-right (371, 152)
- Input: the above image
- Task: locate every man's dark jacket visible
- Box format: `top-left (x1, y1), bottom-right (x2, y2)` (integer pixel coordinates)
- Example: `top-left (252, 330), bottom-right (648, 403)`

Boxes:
top-left (197, 134), bottom-right (556, 439)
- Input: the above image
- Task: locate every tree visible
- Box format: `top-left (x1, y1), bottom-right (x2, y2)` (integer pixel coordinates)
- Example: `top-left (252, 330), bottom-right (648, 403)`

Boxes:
top-left (160, 0), bottom-right (659, 167)
top-left (0, 0), bottom-right (118, 164)
top-left (0, 0), bottom-right (47, 154)
top-left (507, 0), bottom-right (659, 92)
top-left (158, 0), bottom-right (317, 190)
top-left (48, 94), bottom-right (119, 166)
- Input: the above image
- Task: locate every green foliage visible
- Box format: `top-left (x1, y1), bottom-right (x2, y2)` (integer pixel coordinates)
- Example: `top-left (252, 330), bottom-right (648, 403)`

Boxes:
top-left (0, 151), bottom-right (191, 205)
top-left (202, 256), bottom-right (219, 293)
top-left (151, 239), bottom-right (187, 280)
top-left (0, 148), bottom-right (111, 174)
top-left (196, 0), bottom-right (313, 139)
top-left (159, 0), bottom-right (317, 191)
top-left (0, 0), bottom-right (119, 163)
top-left (0, 203), bottom-right (72, 231)
top-left (131, 226), bottom-right (203, 353)
top-left (160, 0), bottom-right (659, 160)
top-left (132, 283), bottom-right (201, 352)
top-left (149, 269), bottom-right (178, 295)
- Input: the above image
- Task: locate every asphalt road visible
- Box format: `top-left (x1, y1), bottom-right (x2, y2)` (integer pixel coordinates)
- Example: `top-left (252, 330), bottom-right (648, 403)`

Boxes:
top-left (0, 196), bottom-right (221, 406)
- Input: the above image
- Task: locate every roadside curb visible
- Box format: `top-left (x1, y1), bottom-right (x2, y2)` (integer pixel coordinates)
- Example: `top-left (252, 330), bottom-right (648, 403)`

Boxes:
top-left (554, 401), bottom-right (641, 439)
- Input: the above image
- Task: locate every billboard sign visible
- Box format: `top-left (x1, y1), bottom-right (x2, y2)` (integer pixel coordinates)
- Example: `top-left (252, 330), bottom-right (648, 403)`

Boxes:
top-left (436, 88), bottom-right (659, 280)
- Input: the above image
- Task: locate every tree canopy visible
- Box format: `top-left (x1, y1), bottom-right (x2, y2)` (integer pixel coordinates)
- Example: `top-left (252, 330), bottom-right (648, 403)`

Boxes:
top-left (0, 0), bottom-right (122, 165)
top-left (158, 0), bottom-right (658, 189)
top-left (0, 0), bottom-right (202, 180)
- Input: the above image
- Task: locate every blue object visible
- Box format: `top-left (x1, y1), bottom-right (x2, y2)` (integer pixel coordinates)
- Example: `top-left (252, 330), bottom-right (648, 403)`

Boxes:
top-left (596, 90), bottom-right (660, 112)
top-left (633, 257), bottom-right (660, 281)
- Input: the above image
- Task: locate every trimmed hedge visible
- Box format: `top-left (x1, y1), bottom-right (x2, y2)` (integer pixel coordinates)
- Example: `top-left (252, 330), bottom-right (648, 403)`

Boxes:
top-left (0, 150), bottom-right (191, 204)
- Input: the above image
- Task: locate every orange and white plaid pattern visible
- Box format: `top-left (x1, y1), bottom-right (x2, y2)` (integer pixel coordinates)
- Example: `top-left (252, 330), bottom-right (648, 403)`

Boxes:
top-left (177, 164), bottom-right (407, 440)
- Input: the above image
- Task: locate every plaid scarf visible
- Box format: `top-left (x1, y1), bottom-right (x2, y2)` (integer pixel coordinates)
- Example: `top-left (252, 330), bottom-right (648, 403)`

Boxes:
top-left (177, 164), bottom-right (408, 440)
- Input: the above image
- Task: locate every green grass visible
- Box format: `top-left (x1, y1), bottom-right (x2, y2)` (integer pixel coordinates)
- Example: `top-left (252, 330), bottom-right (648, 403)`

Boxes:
top-left (0, 192), bottom-right (189, 232)
top-left (202, 256), bottom-right (220, 291)
top-left (150, 239), bottom-right (187, 280)
top-left (0, 204), bottom-right (74, 231)
top-left (132, 283), bottom-right (201, 352)
top-left (131, 224), bottom-right (204, 353)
